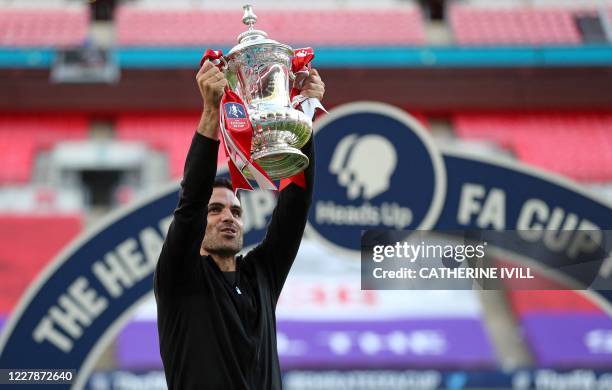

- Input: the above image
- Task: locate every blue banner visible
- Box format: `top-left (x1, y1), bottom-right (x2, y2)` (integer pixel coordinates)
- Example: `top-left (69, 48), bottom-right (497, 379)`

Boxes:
top-left (1, 102), bottom-right (611, 387)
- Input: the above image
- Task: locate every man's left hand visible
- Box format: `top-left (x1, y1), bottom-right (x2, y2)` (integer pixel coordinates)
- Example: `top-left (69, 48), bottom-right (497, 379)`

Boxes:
top-left (295, 68), bottom-right (325, 101)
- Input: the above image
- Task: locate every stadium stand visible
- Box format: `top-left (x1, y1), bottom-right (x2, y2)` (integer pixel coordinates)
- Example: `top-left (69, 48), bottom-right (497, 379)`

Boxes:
top-left (507, 290), bottom-right (604, 315)
top-left (1, 0), bottom-right (611, 384)
top-left (115, 113), bottom-right (228, 178)
top-left (0, 115), bottom-right (88, 183)
top-left (513, 124), bottom-right (612, 183)
top-left (0, 4), bottom-right (89, 47)
top-left (0, 213), bottom-right (82, 314)
top-left (449, 5), bottom-right (583, 45)
top-left (0, 133), bottom-right (36, 183)
top-left (115, 5), bottom-right (426, 46)
top-left (452, 113), bottom-right (612, 182)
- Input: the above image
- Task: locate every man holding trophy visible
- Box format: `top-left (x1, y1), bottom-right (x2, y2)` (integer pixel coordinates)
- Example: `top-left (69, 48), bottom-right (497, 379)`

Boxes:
top-left (154, 5), bottom-right (325, 389)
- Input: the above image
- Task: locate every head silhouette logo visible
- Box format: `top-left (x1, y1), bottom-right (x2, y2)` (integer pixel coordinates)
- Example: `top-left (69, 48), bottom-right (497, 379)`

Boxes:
top-left (308, 102), bottom-right (447, 254)
top-left (330, 134), bottom-right (397, 200)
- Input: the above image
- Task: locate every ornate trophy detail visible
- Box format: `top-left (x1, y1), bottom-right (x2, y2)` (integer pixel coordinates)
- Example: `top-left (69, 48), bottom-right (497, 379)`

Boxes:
top-left (222, 4), bottom-right (314, 181)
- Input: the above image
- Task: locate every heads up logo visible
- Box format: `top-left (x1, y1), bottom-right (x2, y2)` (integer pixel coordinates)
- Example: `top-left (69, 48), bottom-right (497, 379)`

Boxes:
top-left (308, 102), bottom-right (447, 253)
top-left (330, 134), bottom-right (397, 200)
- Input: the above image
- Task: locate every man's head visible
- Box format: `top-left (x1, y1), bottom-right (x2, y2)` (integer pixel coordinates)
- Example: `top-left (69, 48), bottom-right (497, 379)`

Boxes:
top-left (201, 178), bottom-right (244, 258)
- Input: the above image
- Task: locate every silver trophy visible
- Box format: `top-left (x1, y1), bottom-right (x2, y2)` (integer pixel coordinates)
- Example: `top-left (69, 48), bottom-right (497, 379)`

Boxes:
top-left (223, 5), bottom-right (313, 180)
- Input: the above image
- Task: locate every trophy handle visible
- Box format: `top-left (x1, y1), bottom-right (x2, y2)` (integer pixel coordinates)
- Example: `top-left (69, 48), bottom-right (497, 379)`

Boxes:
top-left (290, 69), bottom-right (309, 89)
top-left (290, 47), bottom-right (314, 87)
top-left (200, 49), bottom-right (228, 71)
top-left (213, 56), bottom-right (228, 71)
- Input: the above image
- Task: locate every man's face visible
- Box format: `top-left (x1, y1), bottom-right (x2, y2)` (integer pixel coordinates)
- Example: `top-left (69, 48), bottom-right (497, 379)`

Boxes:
top-left (201, 187), bottom-right (244, 257)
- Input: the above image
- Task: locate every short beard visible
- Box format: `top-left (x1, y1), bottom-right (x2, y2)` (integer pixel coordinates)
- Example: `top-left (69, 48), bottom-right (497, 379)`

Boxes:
top-left (202, 235), bottom-right (243, 258)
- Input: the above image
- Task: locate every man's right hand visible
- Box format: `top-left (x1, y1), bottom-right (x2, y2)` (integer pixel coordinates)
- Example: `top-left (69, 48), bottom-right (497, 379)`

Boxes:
top-left (197, 60), bottom-right (228, 108)
top-left (196, 60), bottom-right (228, 139)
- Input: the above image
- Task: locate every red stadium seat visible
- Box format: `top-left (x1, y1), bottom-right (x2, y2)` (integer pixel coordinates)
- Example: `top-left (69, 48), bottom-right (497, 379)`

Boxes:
top-left (453, 113), bottom-right (612, 182)
top-left (506, 290), bottom-right (603, 317)
top-left (0, 115), bottom-right (88, 183)
top-left (0, 213), bottom-right (82, 314)
top-left (115, 6), bottom-right (426, 47)
top-left (449, 5), bottom-right (582, 46)
top-left (0, 133), bottom-right (36, 183)
top-left (0, 7), bottom-right (89, 47)
top-left (116, 113), bottom-right (228, 179)
top-left (453, 113), bottom-right (517, 148)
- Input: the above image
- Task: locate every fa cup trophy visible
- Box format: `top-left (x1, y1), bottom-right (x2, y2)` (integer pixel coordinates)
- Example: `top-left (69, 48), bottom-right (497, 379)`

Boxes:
top-left (202, 5), bottom-right (322, 191)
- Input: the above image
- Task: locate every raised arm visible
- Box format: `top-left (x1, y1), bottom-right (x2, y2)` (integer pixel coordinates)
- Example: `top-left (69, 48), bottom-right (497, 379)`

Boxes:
top-left (155, 61), bottom-right (228, 294)
top-left (249, 68), bottom-right (324, 302)
top-left (251, 139), bottom-right (315, 300)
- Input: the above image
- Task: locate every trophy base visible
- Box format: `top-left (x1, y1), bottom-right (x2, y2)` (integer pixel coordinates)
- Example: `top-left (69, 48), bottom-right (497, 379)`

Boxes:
top-left (249, 106), bottom-right (312, 150)
top-left (242, 146), bottom-right (309, 181)
top-left (243, 106), bottom-right (313, 181)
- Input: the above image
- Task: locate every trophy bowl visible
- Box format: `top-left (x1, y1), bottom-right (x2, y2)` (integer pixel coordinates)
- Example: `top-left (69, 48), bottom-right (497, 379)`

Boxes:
top-left (223, 5), bottom-right (312, 180)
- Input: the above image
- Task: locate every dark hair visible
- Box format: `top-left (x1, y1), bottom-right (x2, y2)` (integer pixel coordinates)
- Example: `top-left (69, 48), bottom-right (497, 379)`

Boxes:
top-left (213, 177), bottom-right (240, 200)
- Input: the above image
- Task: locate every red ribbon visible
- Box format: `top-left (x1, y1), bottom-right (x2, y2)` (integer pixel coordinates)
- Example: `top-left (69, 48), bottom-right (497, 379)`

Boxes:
top-left (290, 47), bottom-right (315, 103)
top-left (200, 48), bottom-right (224, 68)
top-left (285, 47), bottom-right (314, 190)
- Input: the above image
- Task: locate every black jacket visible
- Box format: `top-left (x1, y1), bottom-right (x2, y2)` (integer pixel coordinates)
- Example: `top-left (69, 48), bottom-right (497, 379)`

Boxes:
top-left (154, 132), bottom-right (314, 389)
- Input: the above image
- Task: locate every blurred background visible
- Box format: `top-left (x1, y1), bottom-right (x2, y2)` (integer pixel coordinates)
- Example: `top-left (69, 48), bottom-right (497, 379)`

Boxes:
top-left (0, 0), bottom-right (611, 388)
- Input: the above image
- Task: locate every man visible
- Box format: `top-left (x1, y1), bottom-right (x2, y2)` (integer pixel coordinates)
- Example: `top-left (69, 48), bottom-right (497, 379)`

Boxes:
top-left (154, 59), bottom-right (325, 389)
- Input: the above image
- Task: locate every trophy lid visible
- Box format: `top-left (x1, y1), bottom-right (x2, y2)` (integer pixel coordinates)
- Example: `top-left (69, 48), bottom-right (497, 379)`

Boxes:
top-left (227, 4), bottom-right (291, 56)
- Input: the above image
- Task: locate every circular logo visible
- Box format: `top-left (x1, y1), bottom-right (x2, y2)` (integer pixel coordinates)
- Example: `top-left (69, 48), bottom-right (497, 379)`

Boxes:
top-left (307, 102), bottom-right (447, 254)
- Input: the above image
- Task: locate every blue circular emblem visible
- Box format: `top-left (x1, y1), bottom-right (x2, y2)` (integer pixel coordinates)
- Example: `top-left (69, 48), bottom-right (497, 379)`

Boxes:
top-left (307, 102), bottom-right (447, 253)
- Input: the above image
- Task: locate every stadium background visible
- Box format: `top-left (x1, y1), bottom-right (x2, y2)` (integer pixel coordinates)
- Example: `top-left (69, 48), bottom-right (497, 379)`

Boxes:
top-left (0, 0), bottom-right (611, 388)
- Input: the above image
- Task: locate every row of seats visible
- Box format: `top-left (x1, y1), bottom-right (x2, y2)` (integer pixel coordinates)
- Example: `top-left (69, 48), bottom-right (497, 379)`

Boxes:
top-left (0, 115), bottom-right (88, 183)
top-left (0, 113), bottom-right (223, 183)
top-left (115, 113), bottom-right (198, 178)
top-left (3, 5), bottom-right (608, 47)
top-left (1, 113), bottom-right (610, 183)
top-left (113, 5), bottom-right (608, 47)
top-left (449, 5), bottom-right (584, 45)
top-left (115, 7), bottom-right (426, 46)
top-left (453, 113), bottom-right (612, 182)
top-left (0, 8), bottom-right (89, 47)
top-left (115, 113), bottom-right (228, 178)
top-left (507, 290), bottom-right (603, 315)
top-left (0, 213), bottom-right (82, 313)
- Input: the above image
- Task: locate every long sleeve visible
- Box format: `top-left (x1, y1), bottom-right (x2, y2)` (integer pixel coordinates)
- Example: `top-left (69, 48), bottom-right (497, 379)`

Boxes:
top-left (248, 137), bottom-right (315, 303)
top-left (155, 132), bottom-right (220, 295)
